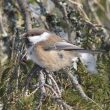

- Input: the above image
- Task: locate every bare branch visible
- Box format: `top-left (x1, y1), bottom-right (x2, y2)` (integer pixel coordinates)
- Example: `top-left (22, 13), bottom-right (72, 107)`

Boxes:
top-left (67, 70), bottom-right (104, 110)
top-left (16, 0), bottom-right (32, 31)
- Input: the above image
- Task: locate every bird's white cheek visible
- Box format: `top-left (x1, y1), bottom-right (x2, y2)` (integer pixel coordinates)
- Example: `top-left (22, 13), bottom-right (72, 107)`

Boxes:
top-left (28, 32), bottom-right (50, 44)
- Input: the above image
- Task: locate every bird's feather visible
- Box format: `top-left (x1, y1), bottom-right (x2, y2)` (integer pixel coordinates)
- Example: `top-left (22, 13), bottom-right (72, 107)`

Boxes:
top-left (44, 42), bottom-right (102, 53)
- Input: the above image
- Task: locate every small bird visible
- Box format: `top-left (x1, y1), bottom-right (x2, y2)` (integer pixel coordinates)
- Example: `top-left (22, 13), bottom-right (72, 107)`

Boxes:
top-left (23, 28), bottom-right (97, 73)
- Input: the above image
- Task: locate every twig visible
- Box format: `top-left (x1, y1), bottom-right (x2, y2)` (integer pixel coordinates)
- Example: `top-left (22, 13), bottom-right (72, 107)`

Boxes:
top-left (88, 0), bottom-right (102, 25)
top-left (67, 70), bottom-right (104, 110)
top-left (106, 0), bottom-right (110, 21)
top-left (35, 70), bottom-right (46, 110)
top-left (68, 0), bottom-right (82, 7)
top-left (0, 12), bottom-right (8, 37)
top-left (16, 65), bottom-right (20, 92)
top-left (24, 65), bottom-right (41, 96)
top-left (51, 0), bottom-right (72, 40)
top-left (68, 70), bottom-right (89, 100)
top-left (44, 84), bottom-right (60, 98)
top-left (39, 70), bottom-right (46, 94)
top-left (48, 73), bottom-right (61, 97)
top-left (17, 0), bottom-right (32, 31)
top-left (68, 0), bottom-right (90, 21)
top-left (51, 96), bottom-right (72, 110)
top-left (26, 84), bottom-right (39, 97)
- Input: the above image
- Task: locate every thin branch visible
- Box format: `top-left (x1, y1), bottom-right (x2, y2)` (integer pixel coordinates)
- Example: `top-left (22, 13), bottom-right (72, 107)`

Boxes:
top-left (44, 84), bottom-right (60, 98)
top-left (0, 12), bottom-right (8, 37)
top-left (35, 70), bottom-right (46, 110)
top-left (16, 0), bottom-right (32, 31)
top-left (51, 0), bottom-right (72, 41)
top-left (88, 0), bottom-right (102, 25)
top-left (67, 70), bottom-right (104, 110)
top-left (24, 65), bottom-right (41, 95)
top-left (26, 84), bottom-right (39, 97)
top-left (51, 96), bottom-right (73, 110)
top-left (48, 73), bottom-right (61, 97)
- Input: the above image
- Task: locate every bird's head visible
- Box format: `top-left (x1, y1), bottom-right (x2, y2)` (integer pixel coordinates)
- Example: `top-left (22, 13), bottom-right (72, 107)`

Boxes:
top-left (22, 28), bottom-right (50, 47)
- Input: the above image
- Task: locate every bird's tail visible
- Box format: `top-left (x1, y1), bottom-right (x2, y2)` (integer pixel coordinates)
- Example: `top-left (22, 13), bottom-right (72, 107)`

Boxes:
top-left (79, 53), bottom-right (97, 74)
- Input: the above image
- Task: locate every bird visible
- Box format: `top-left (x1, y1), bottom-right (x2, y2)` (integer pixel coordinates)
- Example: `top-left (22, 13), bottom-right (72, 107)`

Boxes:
top-left (22, 28), bottom-right (97, 73)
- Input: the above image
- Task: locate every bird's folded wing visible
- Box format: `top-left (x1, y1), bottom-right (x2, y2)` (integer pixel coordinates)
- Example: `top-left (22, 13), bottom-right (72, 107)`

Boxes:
top-left (55, 42), bottom-right (82, 50)
top-left (45, 42), bottom-right (102, 53)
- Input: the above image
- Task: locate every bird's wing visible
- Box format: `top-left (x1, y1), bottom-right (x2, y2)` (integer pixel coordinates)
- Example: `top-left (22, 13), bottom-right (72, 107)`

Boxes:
top-left (54, 42), bottom-right (82, 50)
top-left (44, 41), bottom-right (81, 50)
top-left (44, 41), bottom-right (101, 53)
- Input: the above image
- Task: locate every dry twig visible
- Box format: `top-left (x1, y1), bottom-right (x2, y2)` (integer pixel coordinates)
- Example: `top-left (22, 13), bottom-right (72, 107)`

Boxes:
top-left (17, 0), bottom-right (32, 31)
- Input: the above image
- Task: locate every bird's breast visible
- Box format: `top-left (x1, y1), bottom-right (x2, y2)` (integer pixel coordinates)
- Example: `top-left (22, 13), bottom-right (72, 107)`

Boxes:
top-left (32, 45), bottom-right (75, 71)
top-left (27, 46), bottom-right (45, 67)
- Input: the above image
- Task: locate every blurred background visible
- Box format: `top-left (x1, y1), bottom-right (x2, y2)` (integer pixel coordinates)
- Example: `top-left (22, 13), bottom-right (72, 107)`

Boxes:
top-left (0, 0), bottom-right (110, 110)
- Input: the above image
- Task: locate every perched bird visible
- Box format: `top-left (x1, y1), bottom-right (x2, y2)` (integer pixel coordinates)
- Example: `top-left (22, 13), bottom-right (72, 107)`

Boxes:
top-left (23, 28), bottom-right (97, 73)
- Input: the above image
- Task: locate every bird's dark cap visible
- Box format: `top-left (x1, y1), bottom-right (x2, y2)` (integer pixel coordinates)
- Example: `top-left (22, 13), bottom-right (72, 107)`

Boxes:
top-left (22, 28), bottom-right (48, 38)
